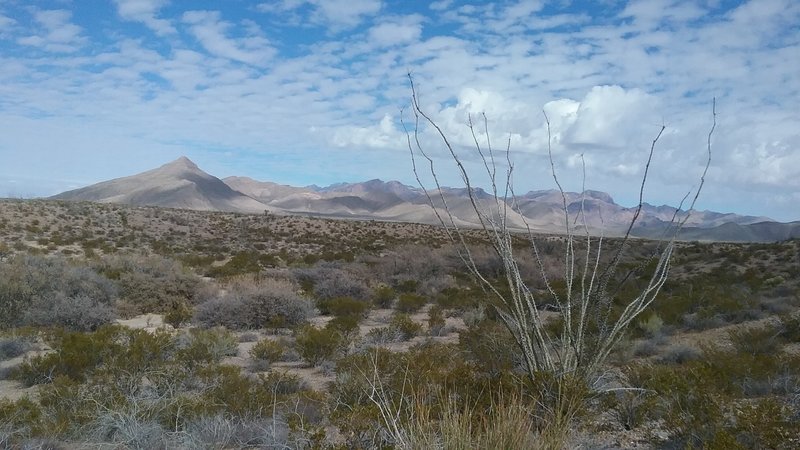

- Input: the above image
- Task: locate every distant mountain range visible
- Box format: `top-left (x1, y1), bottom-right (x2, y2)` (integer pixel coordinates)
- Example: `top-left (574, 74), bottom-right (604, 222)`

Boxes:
top-left (51, 157), bottom-right (800, 242)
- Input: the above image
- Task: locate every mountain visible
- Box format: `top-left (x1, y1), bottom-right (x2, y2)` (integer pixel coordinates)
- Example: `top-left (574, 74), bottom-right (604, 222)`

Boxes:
top-left (52, 157), bottom-right (270, 213)
top-left (51, 156), bottom-right (796, 243)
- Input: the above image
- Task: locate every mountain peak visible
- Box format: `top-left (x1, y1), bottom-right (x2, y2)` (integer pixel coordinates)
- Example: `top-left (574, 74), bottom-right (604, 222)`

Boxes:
top-left (164, 156), bottom-right (199, 171)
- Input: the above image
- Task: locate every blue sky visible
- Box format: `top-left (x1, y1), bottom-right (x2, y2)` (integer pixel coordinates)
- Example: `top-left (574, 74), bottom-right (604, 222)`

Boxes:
top-left (0, 0), bottom-right (798, 221)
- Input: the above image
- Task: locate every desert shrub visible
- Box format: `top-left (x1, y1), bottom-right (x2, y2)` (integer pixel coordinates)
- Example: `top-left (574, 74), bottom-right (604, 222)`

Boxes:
top-left (459, 320), bottom-right (518, 376)
top-left (325, 315), bottom-right (361, 336)
top-left (731, 397), bottom-right (798, 449)
top-left (632, 338), bottom-right (661, 357)
top-left (317, 296), bottom-right (369, 318)
top-left (372, 285), bottom-right (396, 308)
top-left (193, 296), bottom-right (246, 330)
top-left (238, 332), bottom-right (259, 343)
top-left (249, 339), bottom-right (286, 371)
top-left (0, 336), bottom-right (33, 361)
top-left (206, 251), bottom-right (275, 277)
top-left (637, 313), bottom-right (664, 337)
top-left (95, 255), bottom-right (199, 316)
top-left (777, 312), bottom-right (800, 342)
top-left (176, 328), bottom-right (238, 365)
top-left (331, 343), bottom-right (527, 448)
top-left (428, 305), bottom-right (446, 336)
top-left (393, 279), bottom-right (419, 294)
top-left (180, 414), bottom-right (291, 449)
top-left (435, 287), bottom-right (476, 310)
top-left (659, 344), bottom-right (701, 365)
top-left (194, 278), bottom-right (312, 330)
top-left (13, 325), bottom-right (174, 386)
top-left (728, 325), bottom-right (781, 356)
top-left (0, 397), bottom-right (46, 444)
top-left (294, 325), bottom-right (348, 366)
top-left (629, 339), bottom-right (800, 449)
top-left (388, 313), bottom-right (422, 341)
top-left (163, 299), bottom-right (192, 328)
top-left (395, 293), bottom-right (426, 313)
top-left (295, 264), bottom-right (371, 302)
top-left (362, 327), bottom-right (404, 346)
top-left (23, 293), bottom-right (117, 331)
top-left (0, 255), bottom-right (116, 329)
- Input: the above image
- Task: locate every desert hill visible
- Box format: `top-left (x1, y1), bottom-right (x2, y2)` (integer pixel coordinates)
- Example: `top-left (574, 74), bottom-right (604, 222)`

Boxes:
top-left (53, 157), bottom-right (271, 213)
top-left (50, 156), bottom-right (798, 242)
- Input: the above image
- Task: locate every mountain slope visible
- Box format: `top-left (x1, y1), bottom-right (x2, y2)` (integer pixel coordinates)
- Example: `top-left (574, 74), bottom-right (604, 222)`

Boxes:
top-left (51, 157), bottom-right (795, 242)
top-left (52, 157), bottom-right (270, 213)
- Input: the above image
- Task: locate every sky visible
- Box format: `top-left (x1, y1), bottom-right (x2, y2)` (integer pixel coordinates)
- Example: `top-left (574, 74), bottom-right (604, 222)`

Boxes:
top-left (0, 0), bottom-right (798, 221)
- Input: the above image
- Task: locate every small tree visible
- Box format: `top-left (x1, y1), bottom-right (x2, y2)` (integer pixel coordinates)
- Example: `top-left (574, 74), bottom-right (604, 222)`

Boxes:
top-left (402, 73), bottom-right (715, 437)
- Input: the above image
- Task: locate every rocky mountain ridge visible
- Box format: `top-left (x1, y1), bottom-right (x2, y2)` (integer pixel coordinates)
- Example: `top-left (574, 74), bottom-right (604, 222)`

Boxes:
top-left (51, 157), bottom-right (798, 242)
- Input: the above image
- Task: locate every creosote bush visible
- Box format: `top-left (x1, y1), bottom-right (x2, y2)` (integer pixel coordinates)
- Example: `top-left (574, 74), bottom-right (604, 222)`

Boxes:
top-left (395, 293), bottom-right (426, 313)
top-left (94, 255), bottom-right (199, 317)
top-left (1, 324), bottom-right (318, 448)
top-left (294, 324), bottom-right (348, 366)
top-left (194, 277), bottom-right (312, 330)
top-left (373, 285), bottom-right (396, 308)
top-left (0, 254), bottom-right (117, 330)
top-left (316, 296), bottom-right (370, 318)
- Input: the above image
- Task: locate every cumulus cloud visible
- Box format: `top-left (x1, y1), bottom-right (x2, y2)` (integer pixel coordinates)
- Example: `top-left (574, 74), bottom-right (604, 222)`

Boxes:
top-left (368, 17), bottom-right (423, 47)
top-left (17, 9), bottom-right (86, 52)
top-left (113, 0), bottom-right (175, 35)
top-left (328, 114), bottom-right (404, 149)
top-left (563, 85), bottom-right (657, 150)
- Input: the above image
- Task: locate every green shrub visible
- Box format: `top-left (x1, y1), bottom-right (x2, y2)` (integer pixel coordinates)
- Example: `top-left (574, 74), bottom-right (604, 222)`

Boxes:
top-left (428, 305), bottom-right (446, 336)
top-left (637, 313), bottom-right (664, 337)
top-left (362, 326), bottom-right (404, 346)
top-left (459, 320), bottom-right (517, 376)
top-left (206, 251), bottom-right (276, 277)
top-left (388, 313), bottom-right (422, 341)
top-left (326, 315), bottom-right (361, 336)
top-left (176, 328), bottom-right (239, 366)
top-left (372, 285), bottom-right (396, 309)
top-left (317, 296), bottom-right (369, 318)
top-left (164, 299), bottom-right (192, 328)
top-left (728, 325), bottom-right (780, 356)
top-left (435, 287), bottom-right (475, 310)
top-left (294, 325), bottom-right (347, 366)
top-left (249, 339), bottom-right (285, 364)
top-left (14, 326), bottom-right (174, 386)
top-left (248, 338), bottom-right (286, 371)
top-left (393, 279), bottom-right (419, 294)
top-left (395, 293), bottom-right (426, 313)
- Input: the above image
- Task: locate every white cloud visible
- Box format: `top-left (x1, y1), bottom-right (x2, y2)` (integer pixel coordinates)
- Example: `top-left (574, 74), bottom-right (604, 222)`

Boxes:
top-left (368, 18), bottom-right (422, 47)
top-left (182, 10), bottom-right (274, 66)
top-left (257, 0), bottom-right (381, 29)
top-left (563, 85), bottom-right (657, 150)
top-left (17, 9), bottom-right (86, 52)
top-left (328, 114), bottom-right (404, 149)
top-left (0, 13), bottom-right (14, 29)
top-left (113, 0), bottom-right (175, 35)
top-left (430, 0), bottom-right (453, 11)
